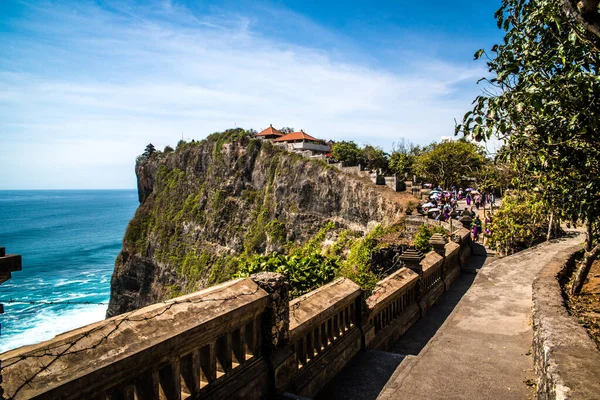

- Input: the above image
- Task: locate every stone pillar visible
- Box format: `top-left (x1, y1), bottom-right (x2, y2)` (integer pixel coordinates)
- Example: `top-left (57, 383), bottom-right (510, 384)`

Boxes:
top-left (250, 272), bottom-right (289, 348)
top-left (399, 248), bottom-right (425, 274)
top-left (399, 248), bottom-right (425, 309)
top-left (459, 209), bottom-right (472, 230)
top-left (250, 272), bottom-right (295, 396)
top-left (429, 234), bottom-right (447, 257)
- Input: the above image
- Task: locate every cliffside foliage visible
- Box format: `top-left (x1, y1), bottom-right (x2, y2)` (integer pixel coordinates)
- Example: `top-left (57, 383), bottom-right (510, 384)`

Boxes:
top-left (412, 224), bottom-right (448, 253)
top-left (110, 128), bottom-right (406, 315)
top-left (457, 0), bottom-right (600, 252)
top-left (236, 221), bottom-right (406, 297)
top-left (237, 252), bottom-right (338, 297)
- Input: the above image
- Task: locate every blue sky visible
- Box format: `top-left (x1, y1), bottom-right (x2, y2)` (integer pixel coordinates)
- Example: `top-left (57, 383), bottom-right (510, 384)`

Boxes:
top-left (0, 0), bottom-right (502, 189)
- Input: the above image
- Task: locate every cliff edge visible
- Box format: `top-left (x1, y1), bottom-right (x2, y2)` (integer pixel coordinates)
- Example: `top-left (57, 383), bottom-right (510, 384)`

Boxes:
top-left (107, 129), bottom-right (409, 317)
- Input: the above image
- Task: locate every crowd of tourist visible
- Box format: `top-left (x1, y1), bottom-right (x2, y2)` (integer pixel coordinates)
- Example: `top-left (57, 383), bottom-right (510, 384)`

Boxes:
top-left (418, 185), bottom-right (497, 244)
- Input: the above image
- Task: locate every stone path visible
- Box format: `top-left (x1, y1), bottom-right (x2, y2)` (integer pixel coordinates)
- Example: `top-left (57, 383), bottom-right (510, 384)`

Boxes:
top-left (377, 233), bottom-right (583, 400)
top-left (317, 254), bottom-right (483, 400)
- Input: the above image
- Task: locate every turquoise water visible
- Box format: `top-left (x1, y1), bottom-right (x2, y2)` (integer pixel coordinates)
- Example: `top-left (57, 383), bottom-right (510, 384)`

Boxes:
top-left (0, 190), bottom-right (138, 353)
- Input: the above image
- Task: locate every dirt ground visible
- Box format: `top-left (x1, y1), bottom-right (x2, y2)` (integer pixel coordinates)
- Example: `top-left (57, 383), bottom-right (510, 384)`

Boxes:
top-left (569, 259), bottom-right (600, 350)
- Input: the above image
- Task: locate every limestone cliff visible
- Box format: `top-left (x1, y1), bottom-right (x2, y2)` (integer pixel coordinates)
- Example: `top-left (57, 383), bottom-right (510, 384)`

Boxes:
top-left (107, 129), bottom-right (407, 317)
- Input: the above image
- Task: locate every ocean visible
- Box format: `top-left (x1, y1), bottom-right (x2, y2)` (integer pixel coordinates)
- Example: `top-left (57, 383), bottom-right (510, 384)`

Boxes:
top-left (0, 190), bottom-right (138, 353)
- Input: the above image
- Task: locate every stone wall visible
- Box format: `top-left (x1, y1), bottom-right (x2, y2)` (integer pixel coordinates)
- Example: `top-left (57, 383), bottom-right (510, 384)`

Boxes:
top-left (532, 245), bottom-right (600, 399)
top-left (1, 237), bottom-right (470, 400)
top-left (329, 162), bottom-right (405, 192)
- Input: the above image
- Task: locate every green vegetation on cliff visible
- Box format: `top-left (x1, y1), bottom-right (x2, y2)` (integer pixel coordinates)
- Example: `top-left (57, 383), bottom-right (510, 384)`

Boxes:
top-left (237, 221), bottom-right (407, 297)
top-left (109, 128), bottom-right (406, 316)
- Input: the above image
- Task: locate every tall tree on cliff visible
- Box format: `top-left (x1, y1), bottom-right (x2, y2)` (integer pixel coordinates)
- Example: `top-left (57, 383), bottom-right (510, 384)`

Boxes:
top-left (331, 141), bottom-right (361, 165)
top-left (412, 140), bottom-right (485, 188)
top-left (456, 0), bottom-right (600, 285)
top-left (359, 145), bottom-right (388, 171)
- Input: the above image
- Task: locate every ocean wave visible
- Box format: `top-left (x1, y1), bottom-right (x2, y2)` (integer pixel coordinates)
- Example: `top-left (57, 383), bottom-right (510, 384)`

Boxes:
top-left (54, 279), bottom-right (92, 287)
top-left (0, 304), bottom-right (107, 353)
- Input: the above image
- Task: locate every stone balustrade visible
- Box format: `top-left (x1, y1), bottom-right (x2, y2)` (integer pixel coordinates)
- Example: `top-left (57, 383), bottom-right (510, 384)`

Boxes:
top-left (365, 267), bottom-right (420, 350)
top-left (443, 241), bottom-right (461, 288)
top-left (419, 251), bottom-right (445, 315)
top-left (1, 229), bottom-right (472, 400)
top-left (1, 278), bottom-right (270, 400)
top-left (286, 278), bottom-right (362, 397)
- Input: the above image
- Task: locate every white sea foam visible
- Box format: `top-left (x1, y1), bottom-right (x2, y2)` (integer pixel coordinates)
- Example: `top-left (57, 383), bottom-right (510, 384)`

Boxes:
top-left (0, 304), bottom-right (107, 353)
top-left (54, 279), bottom-right (92, 287)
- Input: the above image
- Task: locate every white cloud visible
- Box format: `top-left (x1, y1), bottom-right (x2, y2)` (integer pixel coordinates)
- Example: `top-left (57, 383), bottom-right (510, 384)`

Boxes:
top-left (0, 1), bottom-right (487, 189)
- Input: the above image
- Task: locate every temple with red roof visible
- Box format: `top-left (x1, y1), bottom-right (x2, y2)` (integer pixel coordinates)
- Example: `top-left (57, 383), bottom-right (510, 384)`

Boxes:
top-left (255, 124), bottom-right (284, 140)
top-left (255, 125), bottom-right (331, 156)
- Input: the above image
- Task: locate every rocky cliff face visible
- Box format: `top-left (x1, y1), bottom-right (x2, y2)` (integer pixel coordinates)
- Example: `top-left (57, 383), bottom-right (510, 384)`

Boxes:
top-left (107, 130), bottom-right (407, 317)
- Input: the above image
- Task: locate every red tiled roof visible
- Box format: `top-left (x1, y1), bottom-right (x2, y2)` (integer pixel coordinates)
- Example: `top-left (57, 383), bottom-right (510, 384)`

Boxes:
top-left (273, 131), bottom-right (320, 142)
top-left (256, 124), bottom-right (284, 137)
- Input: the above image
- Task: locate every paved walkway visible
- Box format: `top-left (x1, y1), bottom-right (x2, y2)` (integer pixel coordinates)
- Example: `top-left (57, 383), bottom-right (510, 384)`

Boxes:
top-left (378, 233), bottom-right (583, 400)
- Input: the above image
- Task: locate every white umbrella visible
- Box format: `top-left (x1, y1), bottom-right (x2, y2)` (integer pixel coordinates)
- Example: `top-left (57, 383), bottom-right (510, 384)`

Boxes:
top-left (428, 208), bottom-right (440, 213)
top-left (422, 202), bottom-right (435, 208)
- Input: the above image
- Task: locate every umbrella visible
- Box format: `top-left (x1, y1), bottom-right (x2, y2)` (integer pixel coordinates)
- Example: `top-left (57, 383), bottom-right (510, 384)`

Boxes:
top-left (430, 190), bottom-right (441, 194)
top-left (427, 208), bottom-right (440, 213)
top-left (430, 193), bottom-right (441, 199)
top-left (422, 202), bottom-right (435, 208)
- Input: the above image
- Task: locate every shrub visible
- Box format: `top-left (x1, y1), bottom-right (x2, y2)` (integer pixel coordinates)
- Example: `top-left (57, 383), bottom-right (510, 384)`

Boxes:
top-left (236, 252), bottom-right (338, 297)
top-left (488, 191), bottom-right (551, 255)
top-left (413, 224), bottom-right (447, 252)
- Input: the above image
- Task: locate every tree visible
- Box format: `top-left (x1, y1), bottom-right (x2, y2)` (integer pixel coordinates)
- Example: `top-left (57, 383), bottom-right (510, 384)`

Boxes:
top-left (388, 152), bottom-right (415, 178)
top-left (475, 156), bottom-right (514, 195)
top-left (331, 141), bottom-right (361, 165)
top-left (143, 143), bottom-right (156, 157)
top-left (456, 0), bottom-right (600, 254)
top-left (279, 127), bottom-right (295, 134)
top-left (388, 139), bottom-right (420, 178)
top-left (412, 141), bottom-right (485, 188)
top-left (359, 145), bottom-right (388, 171)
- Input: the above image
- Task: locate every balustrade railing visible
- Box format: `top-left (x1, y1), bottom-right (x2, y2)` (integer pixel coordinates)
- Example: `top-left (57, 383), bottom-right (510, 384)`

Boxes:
top-left (1, 278), bottom-right (268, 400)
top-left (367, 268), bottom-right (419, 334)
top-left (288, 279), bottom-right (361, 370)
top-left (1, 234), bottom-right (472, 400)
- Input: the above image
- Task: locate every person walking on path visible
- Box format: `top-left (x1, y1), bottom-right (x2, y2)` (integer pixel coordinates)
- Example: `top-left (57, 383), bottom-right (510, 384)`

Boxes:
top-left (472, 215), bottom-right (482, 243)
